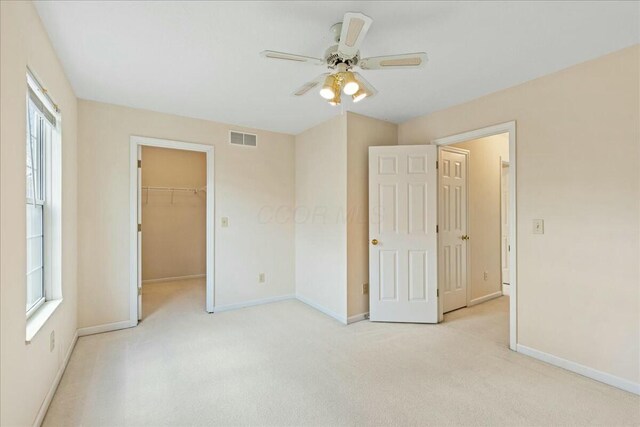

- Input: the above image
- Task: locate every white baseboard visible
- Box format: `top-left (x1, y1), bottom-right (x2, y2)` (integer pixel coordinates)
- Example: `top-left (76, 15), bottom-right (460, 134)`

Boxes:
top-left (33, 331), bottom-right (78, 427)
top-left (516, 344), bottom-right (639, 395)
top-left (77, 320), bottom-right (135, 337)
top-left (502, 283), bottom-right (510, 295)
top-left (142, 273), bottom-right (205, 284)
top-left (469, 290), bottom-right (503, 306)
top-left (214, 294), bottom-right (295, 312)
top-left (295, 294), bottom-right (347, 325)
top-left (347, 312), bottom-right (369, 324)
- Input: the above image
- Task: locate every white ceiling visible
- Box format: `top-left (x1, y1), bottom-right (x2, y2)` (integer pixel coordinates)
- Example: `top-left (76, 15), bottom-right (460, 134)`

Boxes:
top-left (34, 1), bottom-right (639, 135)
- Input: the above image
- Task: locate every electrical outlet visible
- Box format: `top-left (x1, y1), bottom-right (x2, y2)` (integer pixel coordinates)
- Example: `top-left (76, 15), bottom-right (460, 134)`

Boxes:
top-left (221, 217), bottom-right (229, 228)
top-left (259, 273), bottom-right (265, 283)
top-left (362, 283), bottom-right (369, 294)
top-left (483, 271), bottom-right (488, 281)
top-left (50, 330), bottom-right (55, 352)
top-left (533, 219), bottom-right (544, 234)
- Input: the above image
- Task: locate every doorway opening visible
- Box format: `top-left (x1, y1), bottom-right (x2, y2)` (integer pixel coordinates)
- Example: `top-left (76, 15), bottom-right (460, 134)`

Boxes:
top-left (141, 146), bottom-right (206, 319)
top-left (434, 122), bottom-right (516, 350)
top-left (129, 136), bottom-right (214, 325)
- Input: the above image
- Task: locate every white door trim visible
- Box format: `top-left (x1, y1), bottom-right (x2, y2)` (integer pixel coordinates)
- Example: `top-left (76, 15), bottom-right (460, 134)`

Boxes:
top-left (129, 135), bottom-right (215, 326)
top-left (500, 158), bottom-right (510, 290)
top-left (432, 121), bottom-right (517, 351)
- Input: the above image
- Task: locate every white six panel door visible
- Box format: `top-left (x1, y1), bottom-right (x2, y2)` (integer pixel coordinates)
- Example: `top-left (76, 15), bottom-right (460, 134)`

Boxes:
top-left (369, 145), bottom-right (438, 323)
top-left (439, 147), bottom-right (469, 313)
top-left (137, 146), bottom-right (142, 320)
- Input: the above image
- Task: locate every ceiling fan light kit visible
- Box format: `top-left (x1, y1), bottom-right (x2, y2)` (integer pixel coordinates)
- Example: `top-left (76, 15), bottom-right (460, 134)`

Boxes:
top-left (328, 91), bottom-right (341, 106)
top-left (342, 71), bottom-right (360, 95)
top-left (261, 12), bottom-right (427, 106)
top-left (319, 65), bottom-right (361, 105)
top-left (320, 74), bottom-right (337, 99)
top-left (352, 87), bottom-right (368, 103)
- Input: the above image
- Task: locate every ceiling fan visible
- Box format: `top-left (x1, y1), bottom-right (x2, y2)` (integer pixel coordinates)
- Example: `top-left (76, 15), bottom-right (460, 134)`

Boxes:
top-left (260, 12), bottom-right (428, 106)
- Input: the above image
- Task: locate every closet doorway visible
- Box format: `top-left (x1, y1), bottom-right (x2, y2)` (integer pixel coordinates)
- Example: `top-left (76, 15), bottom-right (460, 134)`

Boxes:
top-left (129, 136), bottom-right (214, 324)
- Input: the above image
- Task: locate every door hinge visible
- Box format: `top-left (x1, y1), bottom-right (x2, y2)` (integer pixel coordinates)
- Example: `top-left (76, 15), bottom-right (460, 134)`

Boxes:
top-left (437, 289), bottom-right (439, 297)
top-left (138, 223), bottom-right (142, 232)
top-left (436, 160), bottom-right (438, 169)
top-left (436, 225), bottom-right (439, 233)
top-left (138, 287), bottom-right (142, 296)
top-left (137, 160), bottom-right (142, 168)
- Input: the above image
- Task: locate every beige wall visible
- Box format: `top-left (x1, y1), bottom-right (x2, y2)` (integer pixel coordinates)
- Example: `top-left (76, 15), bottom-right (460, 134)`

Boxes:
top-left (0, 2), bottom-right (79, 425)
top-left (295, 112), bottom-right (398, 321)
top-left (141, 147), bottom-right (206, 281)
top-left (295, 114), bottom-right (348, 321)
top-left (450, 134), bottom-right (509, 302)
top-left (399, 46), bottom-right (639, 384)
top-left (346, 113), bottom-right (398, 318)
top-left (77, 100), bottom-right (295, 327)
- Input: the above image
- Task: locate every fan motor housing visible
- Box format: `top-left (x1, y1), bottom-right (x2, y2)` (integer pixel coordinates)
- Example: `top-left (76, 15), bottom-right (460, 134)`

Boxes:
top-left (324, 45), bottom-right (359, 68)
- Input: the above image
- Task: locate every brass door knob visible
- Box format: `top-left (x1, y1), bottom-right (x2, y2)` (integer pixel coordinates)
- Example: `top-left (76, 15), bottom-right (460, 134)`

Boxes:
top-left (371, 239), bottom-right (379, 245)
top-left (461, 235), bottom-right (470, 240)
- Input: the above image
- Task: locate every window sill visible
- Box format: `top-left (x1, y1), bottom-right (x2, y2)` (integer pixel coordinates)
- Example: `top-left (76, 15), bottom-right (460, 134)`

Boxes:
top-left (26, 299), bottom-right (62, 344)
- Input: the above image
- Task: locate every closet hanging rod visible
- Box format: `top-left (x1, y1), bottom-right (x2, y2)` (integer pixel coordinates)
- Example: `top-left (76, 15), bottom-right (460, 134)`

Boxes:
top-left (142, 186), bottom-right (206, 193)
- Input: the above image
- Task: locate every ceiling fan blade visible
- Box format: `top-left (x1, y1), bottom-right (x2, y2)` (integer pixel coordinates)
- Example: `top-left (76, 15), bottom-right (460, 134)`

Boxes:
top-left (260, 50), bottom-right (324, 65)
top-left (359, 52), bottom-right (428, 70)
top-left (292, 73), bottom-right (330, 96)
top-left (353, 72), bottom-right (378, 98)
top-left (338, 12), bottom-right (373, 59)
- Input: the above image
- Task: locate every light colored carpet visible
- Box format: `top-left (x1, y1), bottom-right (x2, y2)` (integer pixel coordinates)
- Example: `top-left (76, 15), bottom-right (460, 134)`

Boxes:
top-left (44, 278), bottom-right (639, 426)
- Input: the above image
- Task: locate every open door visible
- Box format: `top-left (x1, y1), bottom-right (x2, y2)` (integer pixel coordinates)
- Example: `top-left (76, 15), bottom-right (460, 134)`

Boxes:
top-left (439, 147), bottom-right (469, 313)
top-left (137, 145), bottom-right (142, 320)
top-left (368, 145), bottom-right (438, 323)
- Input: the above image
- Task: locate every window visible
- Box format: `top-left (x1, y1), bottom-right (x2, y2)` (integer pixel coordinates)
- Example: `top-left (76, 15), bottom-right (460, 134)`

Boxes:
top-left (26, 72), bottom-right (58, 318)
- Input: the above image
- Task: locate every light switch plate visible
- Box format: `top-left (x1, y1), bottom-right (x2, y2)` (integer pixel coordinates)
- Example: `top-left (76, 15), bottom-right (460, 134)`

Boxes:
top-left (533, 219), bottom-right (544, 234)
top-left (221, 217), bottom-right (229, 228)
top-left (259, 273), bottom-right (265, 283)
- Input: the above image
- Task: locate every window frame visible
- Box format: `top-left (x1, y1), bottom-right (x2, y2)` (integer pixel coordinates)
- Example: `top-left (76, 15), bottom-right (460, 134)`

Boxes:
top-left (25, 70), bottom-right (62, 329)
top-left (26, 92), bottom-right (48, 317)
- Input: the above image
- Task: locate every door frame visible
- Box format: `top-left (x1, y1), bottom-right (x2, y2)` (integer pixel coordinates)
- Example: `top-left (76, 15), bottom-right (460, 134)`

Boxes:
top-left (433, 121), bottom-right (517, 351)
top-left (500, 158), bottom-right (510, 293)
top-left (129, 135), bottom-right (215, 325)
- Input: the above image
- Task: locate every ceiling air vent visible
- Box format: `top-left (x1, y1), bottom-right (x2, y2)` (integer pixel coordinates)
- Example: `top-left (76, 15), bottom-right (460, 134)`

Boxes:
top-left (230, 131), bottom-right (257, 147)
